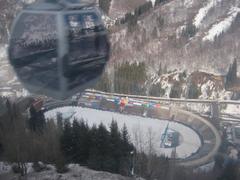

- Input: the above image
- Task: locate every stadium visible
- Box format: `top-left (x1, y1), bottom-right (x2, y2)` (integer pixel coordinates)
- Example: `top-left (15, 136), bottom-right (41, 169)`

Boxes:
top-left (44, 90), bottom-right (221, 167)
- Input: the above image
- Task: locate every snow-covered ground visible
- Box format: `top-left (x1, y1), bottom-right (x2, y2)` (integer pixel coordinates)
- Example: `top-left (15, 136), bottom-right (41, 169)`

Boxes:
top-left (184, 0), bottom-right (194, 8)
top-left (223, 104), bottom-right (240, 116)
top-left (0, 45), bottom-right (7, 59)
top-left (0, 163), bottom-right (133, 180)
top-left (203, 7), bottom-right (240, 41)
top-left (147, 0), bottom-right (156, 7)
top-left (194, 0), bottom-right (221, 28)
top-left (0, 162), bottom-right (11, 174)
top-left (45, 106), bottom-right (202, 159)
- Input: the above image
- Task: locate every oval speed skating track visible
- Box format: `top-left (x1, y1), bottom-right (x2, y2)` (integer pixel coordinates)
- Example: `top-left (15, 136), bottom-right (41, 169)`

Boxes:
top-left (44, 92), bottom-right (221, 167)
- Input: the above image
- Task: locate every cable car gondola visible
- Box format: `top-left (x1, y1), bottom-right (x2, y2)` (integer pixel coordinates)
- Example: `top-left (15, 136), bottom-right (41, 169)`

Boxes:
top-left (8, 0), bottom-right (110, 99)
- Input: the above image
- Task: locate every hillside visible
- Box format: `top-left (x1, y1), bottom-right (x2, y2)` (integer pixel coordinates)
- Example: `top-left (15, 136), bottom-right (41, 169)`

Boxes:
top-left (0, 163), bottom-right (136, 180)
top-left (0, 0), bottom-right (240, 99)
top-left (109, 0), bottom-right (240, 75)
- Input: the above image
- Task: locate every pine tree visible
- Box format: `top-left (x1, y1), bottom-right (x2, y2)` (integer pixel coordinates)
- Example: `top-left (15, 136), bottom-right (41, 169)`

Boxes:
top-left (77, 120), bottom-right (90, 165)
top-left (231, 59), bottom-right (237, 82)
top-left (158, 63), bottom-right (162, 76)
top-left (60, 120), bottom-right (73, 162)
top-left (56, 112), bottom-right (63, 130)
top-left (170, 83), bottom-right (181, 98)
top-left (119, 124), bottom-right (134, 175)
top-left (109, 120), bottom-right (122, 172)
top-left (121, 124), bottom-right (130, 147)
top-left (226, 59), bottom-right (238, 87)
top-left (95, 71), bottom-right (111, 92)
top-left (99, 0), bottom-right (111, 14)
top-left (188, 82), bottom-right (200, 99)
top-left (114, 62), bottom-right (147, 95)
top-left (97, 123), bottom-right (111, 170)
top-left (163, 64), bottom-right (168, 74)
top-left (28, 105), bottom-right (46, 133)
top-left (71, 119), bottom-right (81, 163)
top-left (88, 123), bottom-right (110, 171)
top-left (149, 83), bottom-right (165, 97)
top-left (122, 124), bottom-right (134, 157)
top-left (88, 124), bottom-right (100, 170)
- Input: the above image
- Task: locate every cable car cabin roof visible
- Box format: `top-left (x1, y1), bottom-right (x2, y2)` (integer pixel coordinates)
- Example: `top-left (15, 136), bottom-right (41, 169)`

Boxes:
top-left (25, 0), bottom-right (96, 11)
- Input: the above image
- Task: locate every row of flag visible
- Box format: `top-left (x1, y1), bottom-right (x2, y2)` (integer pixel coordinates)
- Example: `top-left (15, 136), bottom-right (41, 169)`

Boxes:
top-left (84, 93), bottom-right (161, 109)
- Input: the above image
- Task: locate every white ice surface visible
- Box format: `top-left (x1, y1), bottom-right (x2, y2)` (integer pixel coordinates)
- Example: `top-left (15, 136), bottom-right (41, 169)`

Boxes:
top-left (45, 106), bottom-right (201, 159)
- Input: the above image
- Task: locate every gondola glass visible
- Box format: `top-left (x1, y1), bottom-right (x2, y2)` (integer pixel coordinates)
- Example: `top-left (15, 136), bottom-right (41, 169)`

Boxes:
top-left (8, 0), bottom-right (110, 99)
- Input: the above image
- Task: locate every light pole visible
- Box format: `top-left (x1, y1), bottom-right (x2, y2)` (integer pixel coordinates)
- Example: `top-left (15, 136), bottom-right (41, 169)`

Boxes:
top-left (130, 151), bottom-right (135, 176)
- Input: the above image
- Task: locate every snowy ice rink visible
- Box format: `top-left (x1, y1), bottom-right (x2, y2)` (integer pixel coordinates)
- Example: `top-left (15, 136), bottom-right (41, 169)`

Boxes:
top-left (45, 106), bottom-right (202, 159)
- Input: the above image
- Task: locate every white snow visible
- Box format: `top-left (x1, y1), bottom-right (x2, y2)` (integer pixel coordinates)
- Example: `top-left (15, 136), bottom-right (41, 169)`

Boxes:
top-left (203, 7), bottom-right (240, 41)
top-left (7, 77), bottom-right (18, 85)
top-left (184, 0), bottom-right (193, 8)
top-left (223, 104), bottom-right (240, 116)
top-left (199, 80), bottom-right (215, 99)
top-left (173, 74), bottom-right (180, 81)
top-left (0, 162), bottom-right (11, 174)
top-left (176, 25), bottom-right (186, 39)
top-left (45, 106), bottom-right (202, 159)
top-left (148, 0), bottom-right (156, 7)
top-left (194, 0), bottom-right (221, 28)
top-left (0, 163), bottom-right (133, 180)
top-left (195, 161), bottom-right (215, 172)
top-left (0, 44), bottom-right (7, 59)
top-left (22, 0), bottom-right (35, 4)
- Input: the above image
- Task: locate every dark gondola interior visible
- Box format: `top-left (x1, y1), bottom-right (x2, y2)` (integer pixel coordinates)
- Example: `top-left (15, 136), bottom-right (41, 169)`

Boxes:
top-left (8, 0), bottom-right (110, 99)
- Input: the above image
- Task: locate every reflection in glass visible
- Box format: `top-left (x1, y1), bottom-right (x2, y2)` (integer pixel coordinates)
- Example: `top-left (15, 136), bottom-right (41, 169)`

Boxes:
top-left (65, 13), bottom-right (109, 90)
top-left (10, 13), bottom-right (59, 90)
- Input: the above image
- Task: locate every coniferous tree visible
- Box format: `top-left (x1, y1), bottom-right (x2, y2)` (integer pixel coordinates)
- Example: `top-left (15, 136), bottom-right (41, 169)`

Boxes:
top-left (119, 124), bottom-right (134, 175)
top-left (88, 124), bottom-right (100, 169)
top-left (58, 119), bottom-right (135, 175)
top-left (88, 123), bottom-right (110, 171)
top-left (163, 64), bottom-right (168, 74)
top-left (56, 112), bottom-right (63, 130)
top-left (226, 59), bottom-right (238, 88)
top-left (73, 119), bottom-right (90, 165)
top-left (188, 82), bottom-right (200, 99)
top-left (95, 72), bottom-right (111, 92)
top-left (28, 105), bottom-right (46, 133)
top-left (61, 120), bottom-right (73, 162)
top-left (219, 161), bottom-right (238, 180)
top-left (231, 59), bottom-right (237, 82)
top-left (99, 0), bottom-right (111, 14)
top-left (170, 83), bottom-right (182, 98)
top-left (158, 63), bottom-right (162, 76)
top-left (122, 124), bottom-right (135, 157)
top-left (71, 119), bottom-right (81, 163)
top-left (109, 120), bottom-right (121, 172)
top-left (114, 62), bottom-right (147, 95)
top-left (149, 83), bottom-right (165, 97)
top-left (182, 22), bottom-right (196, 39)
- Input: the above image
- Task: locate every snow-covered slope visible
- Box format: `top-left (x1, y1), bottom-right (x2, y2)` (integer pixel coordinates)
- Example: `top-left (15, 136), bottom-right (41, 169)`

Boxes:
top-left (0, 163), bottom-right (134, 180)
top-left (109, 0), bottom-right (240, 75)
top-left (203, 7), bottom-right (240, 41)
top-left (149, 70), bottom-right (233, 100)
top-left (109, 0), bottom-right (147, 19)
top-left (0, 0), bottom-right (240, 100)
